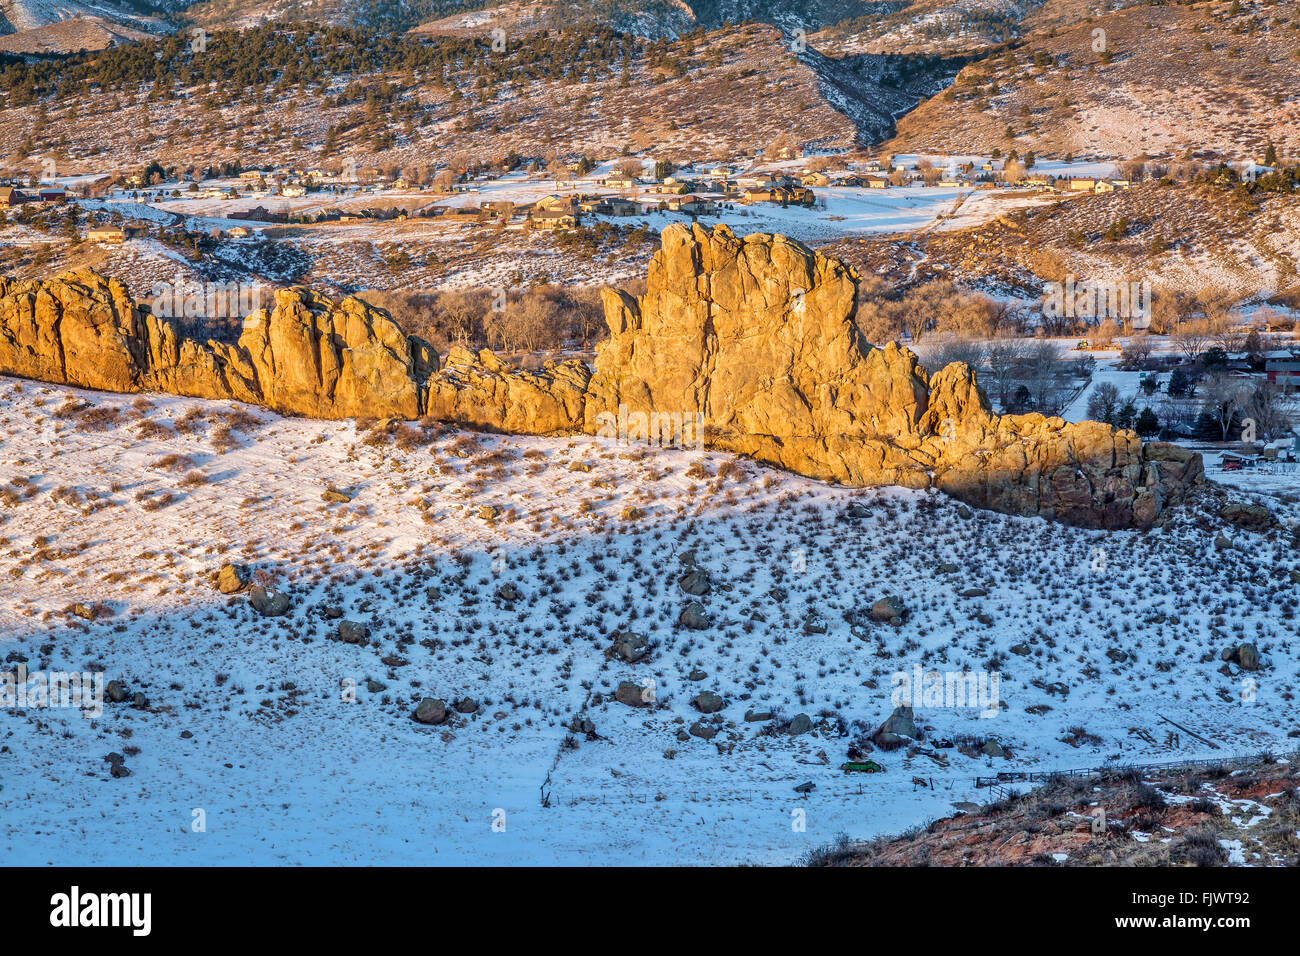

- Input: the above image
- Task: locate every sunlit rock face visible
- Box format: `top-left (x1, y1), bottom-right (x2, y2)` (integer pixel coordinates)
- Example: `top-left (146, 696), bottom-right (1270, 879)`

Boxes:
top-left (0, 227), bottom-right (1202, 528)
top-left (584, 223), bottom-right (1202, 529)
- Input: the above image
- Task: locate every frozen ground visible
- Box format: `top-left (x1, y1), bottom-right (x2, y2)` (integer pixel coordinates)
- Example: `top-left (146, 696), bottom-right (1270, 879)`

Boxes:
top-left (1, 377), bottom-right (1297, 865)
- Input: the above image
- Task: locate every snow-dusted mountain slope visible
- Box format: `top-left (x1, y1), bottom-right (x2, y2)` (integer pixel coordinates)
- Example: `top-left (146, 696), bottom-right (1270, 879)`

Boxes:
top-left (1, 378), bottom-right (1295, 864)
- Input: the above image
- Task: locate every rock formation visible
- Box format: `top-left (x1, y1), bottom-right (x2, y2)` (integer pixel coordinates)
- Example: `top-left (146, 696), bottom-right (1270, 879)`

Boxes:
top-left (0, 269), bottom-right (583, 429)
top-left (0, 226), bottom-right (1204, 528)
top-left (585, 224), bottom-right (1202, 529)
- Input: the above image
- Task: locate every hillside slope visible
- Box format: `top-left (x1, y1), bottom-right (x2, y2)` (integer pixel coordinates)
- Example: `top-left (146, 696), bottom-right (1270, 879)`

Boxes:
top-left (883, 0), bottom-right (1300, 160)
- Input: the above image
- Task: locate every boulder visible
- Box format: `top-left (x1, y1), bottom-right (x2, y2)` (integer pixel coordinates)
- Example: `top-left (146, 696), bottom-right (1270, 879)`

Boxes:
top-left (692, 691), bottom-right (726, 714)
top-left (614, 681), bottom-right (652, 708)
top-left (1220, 502), bottom-right (1276, 533)
top-left (453, 697), bottom-right (479, 714)
top-left (678, 601), bottom-right (710, 630)
top-left (216, 562), bottom-right (251, 594)
top-left (787, 713), bottom-right (814, 735)
top-left (870, 596), bottom-right (906, 623)
top-left (610, 631), bottom-right (651, 663)
top-left (413, 698), bottom-right (447, 725)
top-left (873, 705), bottom-right (920, 750)
top-left (1223, 643), bottom-right (1261, 671)
top-left (678, 568), bottom-right (712, 597)
top-left (688, 721), bottom-right (717, 740)
top-left (248, 586), bottom-right (291, 617)
top-left (337, 620), bottom-right (369, 645)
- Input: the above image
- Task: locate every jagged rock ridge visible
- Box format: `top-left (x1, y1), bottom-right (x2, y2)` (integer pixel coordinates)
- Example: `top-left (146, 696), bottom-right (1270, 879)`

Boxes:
top-left (586, 223), bottom-right (1202, 529)
top-left (0, 228), bottom-right (1202, 528)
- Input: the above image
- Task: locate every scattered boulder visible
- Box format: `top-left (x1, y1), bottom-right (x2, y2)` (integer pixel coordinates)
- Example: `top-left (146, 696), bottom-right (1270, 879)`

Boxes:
top-left (609, 631), bottom-right (651, 663)
top-left (692, 691), bottom-right (726, 714)
top-left (688, 721), bottom-right (717, 740)
top-left (1222, 643), bottom-right (1261, 671)
top-left (453, 697), bottom-right (479, 715)
top-left (216, 562), bottom-right (251, 594)
top-left (477, 504), bottom-right (500, 520)
top-left (686, 669), bottom-right (708, 682)
top-left (873, 705), bottom-right (920, 750)
top-left (495, 583), bottom-right (522, 603)
top-left (1213, 533), bottom-right (1235, 551)
top-left (870, 595), bottom-right (906, 624)
top-left (745, 709), bottom-right (774, 722)
top-left (678, 568), bottom-right (711, 596)
top-left (958, 587), bottom-right (988, 598)
top-left (678, 601), bottom-right (710, 630)
top-left (1220, 501), bottom-right (1276, 533)
top-left (787, 713), bottom-right (814, 736)
top-left (322, 487), bottom-right (353, 504)
top-left (105, 680), bottom-right (130, 704)
top-left (614, 681), bottom-right (652, 708)
top-left (937, 562), bottom-right (959, 574)
top-left (249, 586), bottom-right (291, 617)
top-left (413, 698), bottom-right (447, 725)
top-left (981, 739), bottom-right (1008, 758)
top-left (337, 620), bottom-right (369, 645)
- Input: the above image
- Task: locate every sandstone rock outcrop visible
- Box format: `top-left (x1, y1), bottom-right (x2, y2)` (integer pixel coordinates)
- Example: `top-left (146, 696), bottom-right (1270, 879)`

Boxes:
top-left (585, 223), bottom-right (1202, 529)
top-left (0, 270), bottom-right (581, 429)
top-left (0, 227), bottom-right (1203, 529)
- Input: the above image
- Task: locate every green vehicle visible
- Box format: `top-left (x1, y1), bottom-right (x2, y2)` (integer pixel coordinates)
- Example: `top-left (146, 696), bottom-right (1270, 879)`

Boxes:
top-left (841, 760), bottom-right (885, 774)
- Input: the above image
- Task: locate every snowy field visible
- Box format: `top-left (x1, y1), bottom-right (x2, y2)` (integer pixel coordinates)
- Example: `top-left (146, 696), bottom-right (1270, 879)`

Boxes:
top-left (1, 377), bottom-right (1297, 865)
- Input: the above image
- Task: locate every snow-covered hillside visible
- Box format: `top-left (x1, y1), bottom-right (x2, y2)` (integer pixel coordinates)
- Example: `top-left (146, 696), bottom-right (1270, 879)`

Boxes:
top-left (1, 376), bottom-right (1296, 864)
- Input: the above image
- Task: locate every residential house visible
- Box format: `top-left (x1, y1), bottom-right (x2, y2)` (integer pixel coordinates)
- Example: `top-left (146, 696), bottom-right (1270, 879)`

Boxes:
top-left (803, 172), bottom-right (830, 187)
top-left (605, 197), bottom-right (641, 216)
top-left (864, 175), bottom-right (889, 189)
top-left (1265, 351), bottom-right (1300, 387)
top-left (1068, 178), bottom-right (1099, 192)
top-left (88, 225), bottom-right (126, 244)
top-left (669, 195), bottom-right (717, 215)
top-left (736, 172), bottom-right (776, 190)
top-left (0, 186), bottom-right (19, 207)
top-left (281, 185), bottom-right (307, 198)
top-left (534, 195), bottom-right (577, 214)
top-left (530, 209), bottom-right (577, 230)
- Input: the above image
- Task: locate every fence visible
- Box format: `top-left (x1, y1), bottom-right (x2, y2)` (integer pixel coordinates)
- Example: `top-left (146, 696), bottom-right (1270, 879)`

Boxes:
top-left (975, 748), bottom-right (1299, 794)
